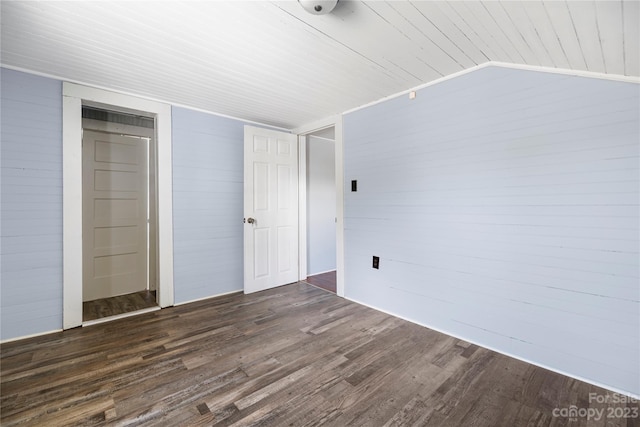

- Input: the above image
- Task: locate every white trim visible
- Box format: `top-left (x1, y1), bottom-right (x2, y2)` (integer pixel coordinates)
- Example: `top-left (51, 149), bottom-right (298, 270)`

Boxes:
top-left (5, 62), bottom-right (637, 133)
top-left (489, 61), bottom-right (640, 84)
top-left (306, 134), bottom-right (335, 143)
top-left (292, 117), bottom-right (337, 136)
top-left (164, 105), bottom-right (288, 133)
top-left (294, 115), bottom-right (345, 298)
top-left (345, 295), bottom-right (640, 400)
top-left (298, 135), bottom-right (308, 282)
top-left (63, 82), bottom-right (175, 330)
top-left (82, 306), bottom-right (160, 327)
top-left (174, 290), bottom-right (243, 306)
top-left (334, 117), bottom-right (345, 298)
top-left (0, 329), bottom-right (64, 344)
top-left (343, 61), bottom-right (640, 117)
top-left (306, 269), bottom-right (337, 277)
top-left (2, 64), bottom-right (290, 132)
top-left (63, 95), bottom-right (83, 329)
top-left (342, 63), bottom-right (487, 115)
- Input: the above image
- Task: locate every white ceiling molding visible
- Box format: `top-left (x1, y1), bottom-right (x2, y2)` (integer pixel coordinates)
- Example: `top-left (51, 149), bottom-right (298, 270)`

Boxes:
top-left (342, 60), bottom-right (640, 118)
top-left (1, 1), bottom-right (637, 129)
top-left (0, 63), bottom-right (292, 132)
top-left (489, 61), bottom-right (640, 84)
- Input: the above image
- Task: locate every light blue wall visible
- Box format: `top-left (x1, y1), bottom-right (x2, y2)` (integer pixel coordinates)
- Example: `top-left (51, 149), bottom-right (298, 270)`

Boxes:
top-left (172, 107), bottom-right (245, 303)
top-left (343, 66), bottom-right (640, 396)
top-left (0, 68), bottom-right (251, 340)
top-left (1, 68), bottom-right (63, 340)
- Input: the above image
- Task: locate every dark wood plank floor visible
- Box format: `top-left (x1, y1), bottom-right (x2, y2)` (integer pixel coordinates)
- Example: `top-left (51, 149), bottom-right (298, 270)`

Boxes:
top-left (2, 283), bottom-right (637, 426)
top-left (305, 270), bottom-right (337, 293)
top-left (83, 290), bottom-right (157, 322)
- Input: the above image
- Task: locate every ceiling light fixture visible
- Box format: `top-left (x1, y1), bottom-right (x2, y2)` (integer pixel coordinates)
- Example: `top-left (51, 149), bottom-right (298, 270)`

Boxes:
top-left (298, 0), bottom-right (338, 15)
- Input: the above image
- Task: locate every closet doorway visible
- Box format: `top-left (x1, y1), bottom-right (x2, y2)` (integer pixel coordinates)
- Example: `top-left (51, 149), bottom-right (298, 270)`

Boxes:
top-left (81, 106), bottom-right (158, 322)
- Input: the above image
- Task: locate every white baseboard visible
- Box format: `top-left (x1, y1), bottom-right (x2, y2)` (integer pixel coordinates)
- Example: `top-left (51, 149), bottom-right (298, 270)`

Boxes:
top-left (344, 295), bottom-right (639, 400)
top-left (0, 329), bottom-right (64, 344)
top-left (174, 289), bottom-right (243, 306)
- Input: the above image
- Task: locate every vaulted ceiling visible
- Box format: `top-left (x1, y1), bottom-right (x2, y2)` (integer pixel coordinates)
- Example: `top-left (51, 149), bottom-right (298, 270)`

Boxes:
top-left (1, 1), bottom-right (638, 129)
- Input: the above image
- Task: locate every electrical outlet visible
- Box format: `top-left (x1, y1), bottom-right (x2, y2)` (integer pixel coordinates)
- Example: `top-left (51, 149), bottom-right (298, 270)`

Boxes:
top-left (372, 256), bottom-right (379, 269)
top-left (351, 180), bottom-right (357, 192)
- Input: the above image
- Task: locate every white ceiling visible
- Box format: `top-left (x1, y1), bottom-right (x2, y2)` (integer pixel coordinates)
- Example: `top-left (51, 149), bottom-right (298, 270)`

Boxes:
top-left (1, 1), bottom-right (638, 129)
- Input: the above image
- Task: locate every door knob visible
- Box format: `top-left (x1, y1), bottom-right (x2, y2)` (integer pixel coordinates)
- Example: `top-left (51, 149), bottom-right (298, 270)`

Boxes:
top-left (247, 217), bottom-right (256, 224)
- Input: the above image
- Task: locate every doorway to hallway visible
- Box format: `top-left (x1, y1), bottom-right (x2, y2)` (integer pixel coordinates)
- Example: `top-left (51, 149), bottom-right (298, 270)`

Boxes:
top-left (305, 127), bottom-right (336, 294)
top-left (305, 271), bottom-right (336, 293)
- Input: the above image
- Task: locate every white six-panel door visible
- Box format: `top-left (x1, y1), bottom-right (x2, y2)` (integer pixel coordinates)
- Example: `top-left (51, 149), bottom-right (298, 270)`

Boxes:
top-left (82, 130), bottom-right (148, 301)
top-left (244, 126), bottom-right (299, 294)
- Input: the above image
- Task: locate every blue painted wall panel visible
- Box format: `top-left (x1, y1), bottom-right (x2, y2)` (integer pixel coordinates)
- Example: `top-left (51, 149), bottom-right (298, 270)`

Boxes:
top-left (1, 68), bottom-right (63, 341)
top-left (343, 66), bottom-right (640, 395)
top-left (171, 107), bottom-right (246, 303)
top-left (0, 69), bottom-right (270, 340)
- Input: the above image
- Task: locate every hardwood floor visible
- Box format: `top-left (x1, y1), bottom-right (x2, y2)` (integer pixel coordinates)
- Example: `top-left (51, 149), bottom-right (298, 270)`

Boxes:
top-left (305, 271), bottom-right (337, 293)
top-left (83, 290), bottom-right (158, 322)
top-left (1, 283), bottom-right (637, 426)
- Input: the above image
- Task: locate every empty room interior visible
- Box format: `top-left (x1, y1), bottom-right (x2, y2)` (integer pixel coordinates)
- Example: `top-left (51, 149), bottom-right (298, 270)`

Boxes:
top-left (1, 1), bottom-right (639, 426)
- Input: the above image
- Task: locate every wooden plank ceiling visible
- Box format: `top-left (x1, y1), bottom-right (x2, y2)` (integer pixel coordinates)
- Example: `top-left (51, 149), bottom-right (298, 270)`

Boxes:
top-left (1, 1), bottom-right (638, 129)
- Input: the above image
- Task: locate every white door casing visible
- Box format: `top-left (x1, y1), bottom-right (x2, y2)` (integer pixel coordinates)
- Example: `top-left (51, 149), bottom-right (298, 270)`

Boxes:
top-left (293, 116), bottom-right (345, 297)
top-left (82, 130), bottom-right (148, 301)
top-left (244, 126), bottom-right (299, 294)
top-left (63, 82), bottom-right (174, 330)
